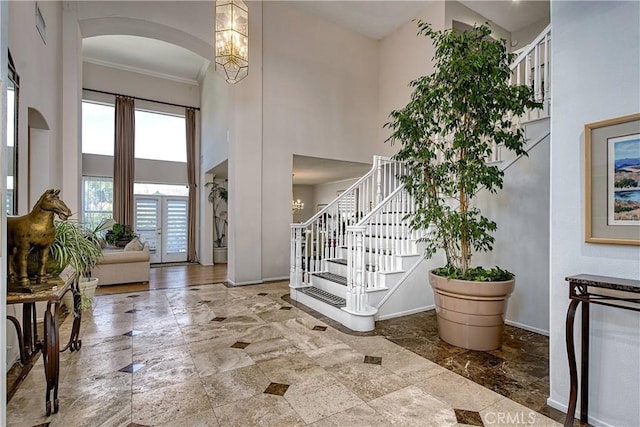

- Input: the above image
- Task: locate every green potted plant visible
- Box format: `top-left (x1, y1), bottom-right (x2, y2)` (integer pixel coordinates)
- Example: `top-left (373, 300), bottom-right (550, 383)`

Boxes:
top-left (385, 22), bottom-right (542, 350)
top-left (105, 222), bottom-right (137, 247)
top-left (205, 179), bottom-right (228, 263)
top-left (49, 219), bottom-right (105, 314)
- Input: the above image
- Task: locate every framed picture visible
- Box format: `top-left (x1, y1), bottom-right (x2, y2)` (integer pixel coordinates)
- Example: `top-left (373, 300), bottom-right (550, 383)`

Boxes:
top-left (585, 113), bottom-right (640, 245)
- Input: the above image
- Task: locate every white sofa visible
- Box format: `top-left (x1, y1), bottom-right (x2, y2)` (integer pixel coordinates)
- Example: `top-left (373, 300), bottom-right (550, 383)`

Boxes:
top-left (92, 243), bottom-right (150, 286)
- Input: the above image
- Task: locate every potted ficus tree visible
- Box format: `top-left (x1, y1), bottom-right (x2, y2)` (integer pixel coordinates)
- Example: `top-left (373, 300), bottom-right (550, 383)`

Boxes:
top-left (205, 179), bottom-right (228, 263)
top-left (385, 22), bottom-right (542, 351)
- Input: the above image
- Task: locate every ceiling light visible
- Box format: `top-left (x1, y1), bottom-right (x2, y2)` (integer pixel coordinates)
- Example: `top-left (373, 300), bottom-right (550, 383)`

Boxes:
top-left (215, 0), bottom-right (248, 84)
top-left (292, 199), bottom-right (304, 214)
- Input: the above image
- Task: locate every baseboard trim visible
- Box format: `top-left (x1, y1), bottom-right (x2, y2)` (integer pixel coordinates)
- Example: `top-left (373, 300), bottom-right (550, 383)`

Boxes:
top-left (376, 304), bottom-right (435, 321)
top-left (262, 276), bottom-right (289, 283)
top-left (227, 279), bottom-right (263, 287)
top-left (546, 397), bottom-right (616, 427)
top-left (505, 319), bottom-right (549, 336)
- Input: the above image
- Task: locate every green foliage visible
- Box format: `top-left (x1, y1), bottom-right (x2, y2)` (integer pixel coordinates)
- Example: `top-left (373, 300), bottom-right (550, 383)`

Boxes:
top-left (385, 22), bottom-right (542, 278)
top-left (105, 223), bottom-right (137, 246)
top-left (614, 177), bottom-right (638, 188)
top-left (49, 219), bottom-right (103, 278)
top-left (434, 265), bottom-right (514, 281)
top-left (205, 180), bottom-right (229, 248)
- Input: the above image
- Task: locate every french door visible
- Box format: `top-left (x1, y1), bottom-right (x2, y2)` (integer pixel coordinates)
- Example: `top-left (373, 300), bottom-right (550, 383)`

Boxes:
top-left (134, 195), bottom-right (188, 263)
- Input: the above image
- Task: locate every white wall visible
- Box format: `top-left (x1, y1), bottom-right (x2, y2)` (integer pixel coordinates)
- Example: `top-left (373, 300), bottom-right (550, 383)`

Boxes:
top-left (260, 2), bottom-right (381, 282)
top-left (445, 1), bottom-right (511, 45)
top-left (549, 2), bottom-right (640, 426)
top-left (512, 18), bottom-right (550, 51)
top-left (313, 178), bottom-right (359, 207)
top-left (378, 1), bottom-right (445, 152)
top-left (83, 62), bottom-right (200, 108)
top-left (475, 132), bottom-right (551, 334)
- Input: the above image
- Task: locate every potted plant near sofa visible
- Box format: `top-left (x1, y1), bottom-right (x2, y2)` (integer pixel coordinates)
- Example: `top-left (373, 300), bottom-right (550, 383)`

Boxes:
top-left (49, 219), bottom-right (105, 314)
top-left (206, 179), bottom-right (228, 263)
top-left (385, 22), bottom-right (542, 350)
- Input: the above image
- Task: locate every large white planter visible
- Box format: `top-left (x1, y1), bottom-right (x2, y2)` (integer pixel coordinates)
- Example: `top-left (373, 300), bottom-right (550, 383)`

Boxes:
top-left (62, 277), bottom-right (99, 311)
top-left (213, 247), bottom-right (228, 264)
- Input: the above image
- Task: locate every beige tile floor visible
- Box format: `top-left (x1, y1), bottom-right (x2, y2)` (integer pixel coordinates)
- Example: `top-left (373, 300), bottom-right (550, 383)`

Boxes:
top-left (7, 282), bottom-right (560, 427)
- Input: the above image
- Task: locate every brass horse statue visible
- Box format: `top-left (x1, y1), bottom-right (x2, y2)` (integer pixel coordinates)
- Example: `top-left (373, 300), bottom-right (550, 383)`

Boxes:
top-left (7, 189), bottom-right (72, 289)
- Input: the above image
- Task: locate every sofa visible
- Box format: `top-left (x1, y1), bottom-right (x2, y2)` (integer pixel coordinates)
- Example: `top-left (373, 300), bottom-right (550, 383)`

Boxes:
top-left (92, 242), bottom-right (150, 286)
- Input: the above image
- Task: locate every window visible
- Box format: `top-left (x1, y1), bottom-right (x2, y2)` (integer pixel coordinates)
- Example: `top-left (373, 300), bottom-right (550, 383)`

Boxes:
top-left (135, 110), bottom-right (186, 162)
top-left (82, 101), bottom-right (115, 156)
top-left (82, 176), bottom-right (113, 227)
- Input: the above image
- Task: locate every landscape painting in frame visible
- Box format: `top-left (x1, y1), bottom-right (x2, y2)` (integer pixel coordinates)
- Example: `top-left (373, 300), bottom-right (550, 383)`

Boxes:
top-left (608, 133), bottom-right (640, 225)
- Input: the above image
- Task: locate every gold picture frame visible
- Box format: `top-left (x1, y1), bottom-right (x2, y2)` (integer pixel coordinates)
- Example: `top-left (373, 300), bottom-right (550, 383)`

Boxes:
top-left (585, 113), bottom-right (640, 245)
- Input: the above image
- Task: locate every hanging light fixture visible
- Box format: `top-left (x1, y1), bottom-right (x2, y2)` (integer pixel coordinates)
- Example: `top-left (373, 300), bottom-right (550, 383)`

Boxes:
top-left (292, 199), bottom-right (304, 214)
top-left (215, 0), bottom-right (249, 84)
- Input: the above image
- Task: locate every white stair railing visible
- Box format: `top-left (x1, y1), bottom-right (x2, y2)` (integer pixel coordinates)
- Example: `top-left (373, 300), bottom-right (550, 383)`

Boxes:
top-left (345, 185), bottom-right (428, 313)
top-left (290, 156), bottom-right (407, 287)
top-left (510, 24), bottom-right (551, 121)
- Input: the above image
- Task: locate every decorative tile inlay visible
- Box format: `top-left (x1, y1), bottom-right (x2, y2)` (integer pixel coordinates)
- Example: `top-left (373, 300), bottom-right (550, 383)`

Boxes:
top-left (127, 295), bottom-right (141, 298)
top-left (31, 423), bottom-right (51, 427)
top-left (125, 309), bottom-right (139, 314)
top-left (264, 382), bottom-right (289, 396)
top-left (231, 341), bottom-right (250, 349)
top-left (454, 408), bottom-right (484, 426)
top-left (188, 288), bottom-right (201, 291)
top-left (258, 292), bottom-right (268, 296)
top-left (363, 355), bottom-right (382, 365)
top-left (127, 423), bottom-right (152, 427)
top-left (212, 317), bottom-right (227, 322)
top-left (312, 326), bottom-right (327, 331)
top-left (280, 306), bottom-right (292, 311)
top-left (200, 300), bottom-right (212, 304)
top-left (119, 363), bottom-right (144, 373)
top-left (123, 330), bottom-right (142, 336)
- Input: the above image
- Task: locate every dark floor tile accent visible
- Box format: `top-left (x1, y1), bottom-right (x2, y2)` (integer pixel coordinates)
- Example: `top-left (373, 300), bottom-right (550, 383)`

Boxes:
top-left (363, 355), bottom-right (382, 365)
top-left (231, 341), bottom-right (250, 349)
top-left (31, 423), bottom-right (50, 427)
top-left (199, 300), bottom-right (211, 304)
top-left (264, 382), bottom-right (289, 396)
top-left (312, 326), bottom-right (327, 331)
top-left (258, 292), bottom-right (268, 296)
top-left (188, 288), bottom-right (200, 291)
top-left (118, 363), bottom-right (144, 373)
top-left (454, 409), bottom-right (484, 426)
top-left (123, 330), bottom-right (142, 337)
top-left (212, 316), bottom-right (227, 322)
top-left (126, 295), bottom-right (141, 298)
top-left (127, 424), bottom-right (151, 427)
top-left (125, 309), bottom-right (139, 314)
top-left (280, 306), bottom-right (292, 310)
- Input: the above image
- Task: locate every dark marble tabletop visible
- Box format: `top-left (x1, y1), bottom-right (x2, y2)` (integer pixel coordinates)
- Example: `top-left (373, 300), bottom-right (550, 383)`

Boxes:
top-left (566, 274), bottom-right (640, 293)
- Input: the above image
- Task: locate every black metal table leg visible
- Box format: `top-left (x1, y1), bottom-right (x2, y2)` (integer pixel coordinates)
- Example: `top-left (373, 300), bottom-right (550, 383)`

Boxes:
top-left (564, 299), bottom-right (580, 427)
top-left (580, 301), bottom-right (589, 423)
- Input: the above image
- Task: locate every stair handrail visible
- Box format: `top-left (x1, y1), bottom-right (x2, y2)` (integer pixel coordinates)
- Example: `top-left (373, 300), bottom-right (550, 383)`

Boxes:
top-left (293, 155), bottom-right (392, 229)
top-left (510, 24), bottom-right (551, 72)
top-left (509, 24), bottom-right (552, 121)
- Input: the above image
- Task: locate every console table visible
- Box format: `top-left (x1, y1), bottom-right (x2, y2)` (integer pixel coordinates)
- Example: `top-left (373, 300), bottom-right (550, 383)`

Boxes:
top-left (564, 274), bottom-right (640, 427)
top-left (7, 276), bottom-right (82, 416)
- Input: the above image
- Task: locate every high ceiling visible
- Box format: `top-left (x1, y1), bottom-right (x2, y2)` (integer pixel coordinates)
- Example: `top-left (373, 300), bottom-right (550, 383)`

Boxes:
top-left (293, 156), bottom-right (372, 186)
top-left (81, 1), bottom-right (550, 85)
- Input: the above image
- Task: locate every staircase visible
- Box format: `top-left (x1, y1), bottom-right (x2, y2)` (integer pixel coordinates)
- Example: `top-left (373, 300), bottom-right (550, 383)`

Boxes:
top-left (289, 26), bottom-right (552, 332)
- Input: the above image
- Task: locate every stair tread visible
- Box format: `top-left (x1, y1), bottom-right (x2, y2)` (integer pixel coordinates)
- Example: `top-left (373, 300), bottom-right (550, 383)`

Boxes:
top-left (364, 234), bottom-right (410, 240)
top-left (299, 286), bottom-right (346, 307)
top-left (312, 272), bottom-right (347, 286)
top-left (326, 258), bottom-right (378, 272)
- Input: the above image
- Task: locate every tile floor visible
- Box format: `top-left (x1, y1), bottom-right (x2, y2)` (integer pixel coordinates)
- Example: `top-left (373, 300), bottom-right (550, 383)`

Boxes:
top-left (7, 281), bottom-right (561, 426)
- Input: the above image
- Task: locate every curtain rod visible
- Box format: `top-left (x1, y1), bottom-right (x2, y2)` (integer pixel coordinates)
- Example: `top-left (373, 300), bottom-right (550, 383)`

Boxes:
top-left (83, 88), bottom-right (200, 111)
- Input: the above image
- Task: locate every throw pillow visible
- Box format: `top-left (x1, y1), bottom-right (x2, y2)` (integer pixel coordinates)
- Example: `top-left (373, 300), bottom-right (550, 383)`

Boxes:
top-left (124, 237), bottom-right (143, 252)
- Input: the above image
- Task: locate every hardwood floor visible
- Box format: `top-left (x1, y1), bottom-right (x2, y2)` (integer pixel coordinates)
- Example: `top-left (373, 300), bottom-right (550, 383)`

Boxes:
top-left (95, 262), bottom-right (227, 295)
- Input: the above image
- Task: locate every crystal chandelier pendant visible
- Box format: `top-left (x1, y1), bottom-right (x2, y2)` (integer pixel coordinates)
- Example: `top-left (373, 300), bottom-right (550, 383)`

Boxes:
top-left (215, 0), bottom-right (249, 84)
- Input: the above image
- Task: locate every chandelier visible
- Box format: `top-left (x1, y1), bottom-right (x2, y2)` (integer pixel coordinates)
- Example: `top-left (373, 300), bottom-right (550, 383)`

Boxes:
top-left (215, 0), bottom-right (249, 84)
top-left (292, 199), bottom-right (304, 214)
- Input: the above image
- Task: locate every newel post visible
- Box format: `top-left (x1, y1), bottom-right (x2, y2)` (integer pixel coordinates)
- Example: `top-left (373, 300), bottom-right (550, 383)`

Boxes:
top-left (346, 225), bottom-right (367, 313)
top-left (291, 225), bottom-right (304, 287)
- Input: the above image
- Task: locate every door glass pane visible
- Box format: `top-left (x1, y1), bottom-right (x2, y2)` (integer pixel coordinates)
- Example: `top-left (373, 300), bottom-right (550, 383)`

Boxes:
top-left (165, 198), bottom-right (188, 254)
top-left (135, 197), bottom-right (160, 257)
